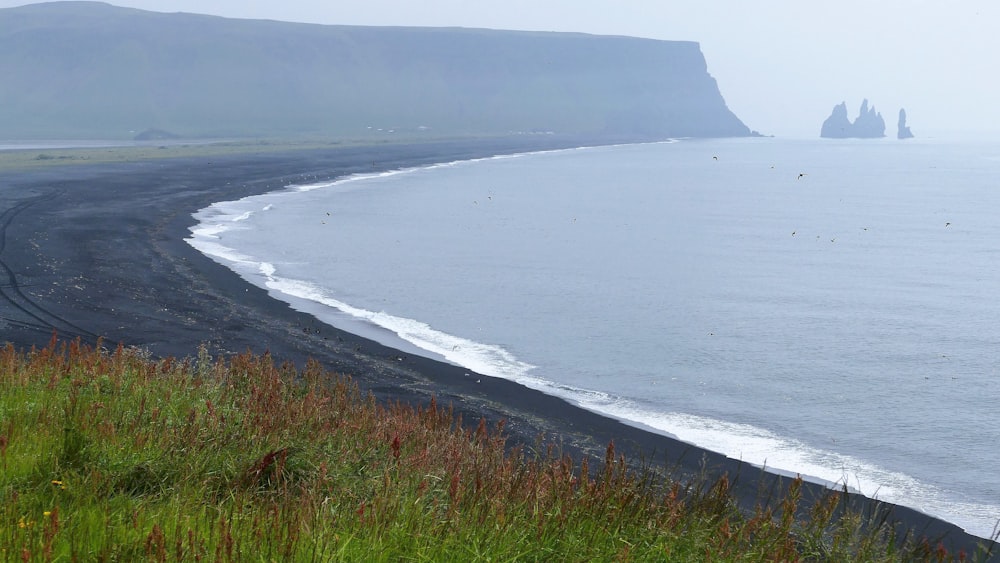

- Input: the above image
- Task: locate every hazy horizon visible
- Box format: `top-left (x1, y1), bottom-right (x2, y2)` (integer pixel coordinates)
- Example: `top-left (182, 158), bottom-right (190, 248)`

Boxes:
top-left (3, 1), bottom-right (999, 137)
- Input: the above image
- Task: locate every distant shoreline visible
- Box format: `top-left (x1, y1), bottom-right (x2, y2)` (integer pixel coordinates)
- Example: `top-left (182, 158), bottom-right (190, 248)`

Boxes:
top-left (0, 136), bottom-right (441, 172)
top-left (0, 135), bottom-right (995, 557)
top-left (0, 133), bottom-right (642, 174)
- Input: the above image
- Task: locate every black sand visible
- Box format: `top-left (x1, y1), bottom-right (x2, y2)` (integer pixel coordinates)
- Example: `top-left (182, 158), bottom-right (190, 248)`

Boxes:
top-left (1, 137), bottom-right (996, 558)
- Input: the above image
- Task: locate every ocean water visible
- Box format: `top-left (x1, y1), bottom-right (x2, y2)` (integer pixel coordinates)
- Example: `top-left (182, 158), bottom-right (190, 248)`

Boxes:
top-left (187, 137), bottom-right (1000, 539)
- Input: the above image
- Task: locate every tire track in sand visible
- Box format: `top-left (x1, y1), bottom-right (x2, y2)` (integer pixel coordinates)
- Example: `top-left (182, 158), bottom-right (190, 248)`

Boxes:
top-left (0, 190), bottom-right (99, 341)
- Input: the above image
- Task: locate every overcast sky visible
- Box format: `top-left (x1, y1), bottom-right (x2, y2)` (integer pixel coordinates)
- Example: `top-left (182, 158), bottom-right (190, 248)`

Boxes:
top-left (4, 1), bottom-right (998, 136)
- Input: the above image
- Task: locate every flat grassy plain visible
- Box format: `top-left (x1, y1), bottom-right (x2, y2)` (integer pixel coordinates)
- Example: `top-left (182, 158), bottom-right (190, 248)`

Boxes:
top-left (0, 338), bottom-right (985, 561)
top-left (0, 135), bottom-right (448, 173)
top-left (0, 139), bottom-right (366, 172)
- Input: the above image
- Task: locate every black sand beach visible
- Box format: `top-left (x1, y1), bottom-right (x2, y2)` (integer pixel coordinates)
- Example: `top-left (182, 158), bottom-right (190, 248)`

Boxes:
top-left (1, 137), bottom-right (996, 558)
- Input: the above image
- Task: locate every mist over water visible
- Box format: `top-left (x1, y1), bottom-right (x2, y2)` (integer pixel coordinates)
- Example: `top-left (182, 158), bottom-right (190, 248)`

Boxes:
top-left (188, 138), bottom-right (1000, 539)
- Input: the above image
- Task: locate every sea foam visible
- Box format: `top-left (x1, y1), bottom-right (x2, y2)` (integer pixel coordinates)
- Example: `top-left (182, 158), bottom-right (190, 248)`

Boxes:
top-left (188, 192), bottom-right (978, 534)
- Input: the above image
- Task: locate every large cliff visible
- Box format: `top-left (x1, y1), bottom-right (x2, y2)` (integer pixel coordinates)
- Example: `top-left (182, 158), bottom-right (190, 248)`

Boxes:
top-left (0, 2), bottom-right (751, 140)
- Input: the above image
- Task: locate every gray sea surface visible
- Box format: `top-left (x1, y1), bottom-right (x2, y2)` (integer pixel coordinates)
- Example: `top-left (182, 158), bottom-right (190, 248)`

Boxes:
top-left (188, 137), bottom-right (1000, 539)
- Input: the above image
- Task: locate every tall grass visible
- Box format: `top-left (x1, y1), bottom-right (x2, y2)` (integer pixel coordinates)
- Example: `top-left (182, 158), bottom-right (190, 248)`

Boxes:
top-left (0, 336), bottom-right (989, 561)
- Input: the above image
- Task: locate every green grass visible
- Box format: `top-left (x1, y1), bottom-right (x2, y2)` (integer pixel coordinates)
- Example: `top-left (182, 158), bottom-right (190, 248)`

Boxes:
top-left (0, 337), bottom-right (991, 561)
top-left (0, 136), bottom-right (429, 174)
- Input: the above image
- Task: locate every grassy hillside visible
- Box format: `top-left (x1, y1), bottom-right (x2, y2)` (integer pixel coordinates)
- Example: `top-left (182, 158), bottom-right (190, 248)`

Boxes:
top-left (0, 2), bottom-right (751, 140)
top-left (1, 338), bottom-right (981, 561)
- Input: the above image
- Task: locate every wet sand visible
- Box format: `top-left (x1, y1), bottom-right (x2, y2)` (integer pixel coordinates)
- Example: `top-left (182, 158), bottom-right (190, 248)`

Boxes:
top-left (1, 136), bottom-right (995, 558)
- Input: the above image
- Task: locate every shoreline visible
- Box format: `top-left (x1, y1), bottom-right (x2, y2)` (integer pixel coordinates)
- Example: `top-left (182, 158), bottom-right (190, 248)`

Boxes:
top-left (1, 136), bottom-right (996, 557)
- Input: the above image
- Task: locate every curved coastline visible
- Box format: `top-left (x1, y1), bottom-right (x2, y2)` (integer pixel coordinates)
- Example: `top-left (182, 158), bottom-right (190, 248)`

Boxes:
top-left (0, 136), bottom-right (996, 557)
top-left (187, 143), bottom-right (868, 478)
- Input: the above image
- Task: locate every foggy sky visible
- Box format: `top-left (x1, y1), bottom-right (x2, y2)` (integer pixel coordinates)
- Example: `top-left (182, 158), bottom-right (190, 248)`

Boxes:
top-left (3, 0), bottom-right (998, 136)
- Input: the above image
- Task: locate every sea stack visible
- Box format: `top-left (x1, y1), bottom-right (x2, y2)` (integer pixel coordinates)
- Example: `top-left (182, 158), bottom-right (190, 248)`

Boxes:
top-left (820, 99), bottom-right (886, 138)
top-left (897, 108), bottom-right (915, 139)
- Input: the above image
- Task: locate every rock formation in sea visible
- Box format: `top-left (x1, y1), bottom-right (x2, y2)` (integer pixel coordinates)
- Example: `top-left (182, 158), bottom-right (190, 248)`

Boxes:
top-left (0, 2), bottom-right (752, 139)
top-left (820, 99), bottom-right (886, 138)
top-left (820, 102), bottom-right (852, 138)
top-left (897, 108), bottom-right (915, 139)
